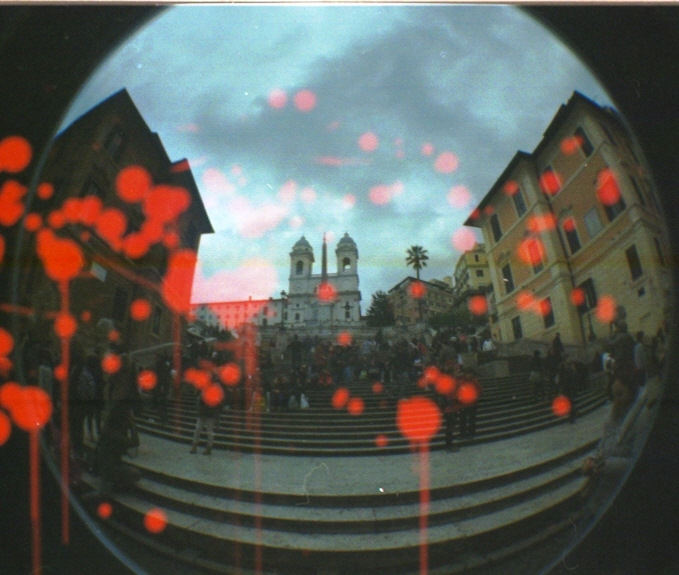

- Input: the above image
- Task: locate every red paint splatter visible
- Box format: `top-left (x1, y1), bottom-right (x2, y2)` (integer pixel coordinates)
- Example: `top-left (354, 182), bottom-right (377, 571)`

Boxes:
top-left (447, 185), bottom-right (471, 209)
top-left (0, 328), bottom-right (14, 356)
top-left (595, 294), bottom-right (617, 323)
top-left (81, 310), bottom-right (92, 322)
top-left (332, 387), bottom-right (349, 410)
top-left (143, 185), bottom-right (190, 223)
top-left (347, 397), bottom-right (364, 416)
top-left (517, 237), bottom-right (545, 268)
top-left (278, 180), bottom-right (297, 203)
top-left (435, 374), bottom-right (456, 395)
top-left (337, 332), bottom-right (352, 347)
top-left (421, 143), bottom-right (434, 156)
top-left (218, 363), bottom-right (241, 386)
top-left (483, 206), bottom-right (495, 216)
top-left (552, 395), bottom-right (571, 417)
top-left (0, 357), bottom-right (12, 378)
top-left (516, 291), bottom-right (536, 311)
top-left (0, 136), bottom-right (32, 173)
top-left (372, 382), bottom-right (384, 394)
top-left (95, 208), bottom-right (127, 248)
top-left (137, 370), bottom-right (157, 392)
top-left (24, 213), bottom-right (42, 232)
top-left (560, 135), bottom-right (583, 155)
top-left (53, 365), bottom-right (67, 382)
top-left (358, 132), bottom-right (379, 152)
top-left (184, 368), bottom-right (211, 390)
top-left (0, 180), bottom-right (27, 226)
top-left (570, 288), bottom-right (585, 307)
top-left (130, 299), bottom-right (151, 321)
top-left (36, 182), bottom-right (54, 200)
top-left (317, 282), bottom-right (336, 302)
top-left (375, 434), bottom-right (388, 448)
top-left (434, 151), bottom-right (458, 174)
top-left (342, 194), bottom-right (356, 209)
top-left (562, 217), bottom-right (576, 232)
top-left (538, 298), bottom-right (552, 317)
top-left (396, 396), bottom-right (441, 444)
top-left (47, 210), bottom-right (66, 230)
top-left (162, 249), bottom-right (197, 314)
top-left (596, 168), bottom-right (621, 206)
top-left (116, 165), bottom-right (152, 203)
top-left (163, 230), bottom-right (180, 250)
top-left (54, 313), bottom-right (77, 339)
top-left (97, 502), bottom-right (113, 519)
top-left (539, 169), bottom-right (562, 196)
top-left (102, 353), bottom-right (121, 375)
top-left (527, 214), bottom-right (557, 233)
top-left (469, 208), bottom-right (480, 221)
top-left (468, 295), bottom-right (488, 315)
top-left (369, 184), bottom-right (391, 205)
top-left (79, 196), bottom-right (103, 226)
top-left (503, 180), bottom-right (519, 196)
top-left (202, 383), bottom-right (224, 407)
top-left (62, 197), bottom-right (82, 224)
top-left (268, 89), bottom-right (288, 109)
top-left (451, 227), bottom-right (476, 252)
top-left (294, 90), bottom-right (317, 112)
top-left (408, 281), bottom-right (426, 299)
top-left (458, 383), bottom-right (478, 405)
top-left (108, 330), bottom-right (120, 343)
top-left (144, 508), bottom-right (167, 534)
top-left (0, 411), bottom-right (11, 445)
top-left (36, 229), bottom-right (84, 282)
top-left (9, 386), bottom-right (52, 431)
top-left (300, 187), bottom-right (317, 203)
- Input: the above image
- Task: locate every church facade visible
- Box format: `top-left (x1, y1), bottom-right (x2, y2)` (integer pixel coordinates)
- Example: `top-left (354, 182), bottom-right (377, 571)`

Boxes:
top-left (286, 233), bottom-right (362, 326)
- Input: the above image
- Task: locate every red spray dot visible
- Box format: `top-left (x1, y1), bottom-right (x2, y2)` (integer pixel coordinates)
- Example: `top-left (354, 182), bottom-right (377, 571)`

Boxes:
top-left (447, 185), bottom-right (471, 209)
top-left (516, 291), bottom-right (536, 311)
top-left (185, 368), bottom-right (211, 390)
top-left (337, 332), bottom-right (352, 347)
top-left (421, 143), bottom-right (434, 156)
top-left (95, 208), bottom-right (127, 248)
top-left (268, 89), bottom-right (288, 109)
top-left (54, 365), bottom-right (67, 382)
top-left (347, 397), bottom-right (364, 416)
top-left (332, 387), bottom-right (349, 410)
top-left (294, 90), bottom-right (317, 112)
top-left (143, 185), bottom-right (190, 223)
top-left (116, 165), bottom-right (152, 203)
top-left (596, 169), bottom-right (622, 206)
top-left (0, 180), bottom-right (28, 226)
top-left (37, 182), bottom-right (54, 200)
top-left (570, 288), bottom-right (585, 307)
top-left (375, 434), bottom-right (388, 448)
top-left (458, 383), bottom-right (478, 405)
top-left (434, 151), bottom-right (459, 174)
top-left (451, 227), bottom-right (476, 252)
top-left (36, 229), bottom-right (84, 282)
top-left (468, 295), bottom-right (488, 315)
top-left (369, 184), bottom-right (391, 205)
top-left (372, 382), bottom-right (384, 394)
top-left (503, 180), bottom-right (519, 196)
top-left (163, 230), bottom-right (180, 250)
top-left (24, 213), bottom-right (42, 232)
top-left (317, 282), bottom-right (336, 302)
top-left (0, 382), bottom-right (21, 412)
top-left (97, 502), bottom-right (113, 519)
top-left (10, 386), bottom-right (53, 431)
top-left (595, 295), bottom-right (617, 323)
top-left (396, 396), bottom-right (441, 444)
top-left (54, 313), bottom-right (77, 339)
top-left (527, 214), bottom-right (557, 233)
top-left (202, 383), bottom-right (224, 407)
top-left (108, 330), bottom-right (120, 342)
top-left (144, 508), bottom-right (167, 534)
top-left (81, 310), bottom-right (92, 323)
top-left (358, 132), bottom-right (379, 153)
top-left (0, 357), bottom-right (12, 378)
top-left (562, 217), bottom-right (576, 232)
top-left (0, 328), bottom-right (14, 356)
top-left (79, 196), bottom-right (103, 226)
top-left (0, 411), bottom-right (11, 446)
top-left (62, 197), bottom-right (82, 223)
top-left (123, 233), bottom-right (150, 259)
top-left (408, 281), bottom-right (426, 299)
top-left (102, 353), bottom-right (121, 375)
top-left (130, 299), bottom-right (152, 321)
top-left (218, 363), bottom-right (241, 386)
top-left (552, 395), bottom-right (572, 417)
top-left (162, 249), bottom-right (197, 314)
top-left (560, 135), bottom-right (583, 155)
top-left (0, 136), bottom-right (32, 173)
top-left (434, 374), bottom-right (455, 395)
top-left (47, 210), bottom-right (66, 230)
top-left (137, 370), bottom-right (157, 392)
top-left (517, 237), bottom-right (546, 267)
top-left (540, 170), bottom-right (562, 195)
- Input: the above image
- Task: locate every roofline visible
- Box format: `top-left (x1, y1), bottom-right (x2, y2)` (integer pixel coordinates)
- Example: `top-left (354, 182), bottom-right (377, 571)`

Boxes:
top-left (387, 276), bottom-right (454, 294)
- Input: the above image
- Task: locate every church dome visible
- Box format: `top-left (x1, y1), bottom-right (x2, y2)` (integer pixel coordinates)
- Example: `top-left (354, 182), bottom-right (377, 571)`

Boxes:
top-left (291, 235), bottom-right (314, 254)
top-left (337, 232), bottom-right (356, 249)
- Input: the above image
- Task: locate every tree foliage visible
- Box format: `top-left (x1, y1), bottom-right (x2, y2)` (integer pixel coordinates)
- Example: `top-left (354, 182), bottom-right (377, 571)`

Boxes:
top-left (365, 290), bottom-right (395, 327)
top-left (428, 305), bottom-right (486, 332)
top-left (405, 245), bottom-right (429, 280)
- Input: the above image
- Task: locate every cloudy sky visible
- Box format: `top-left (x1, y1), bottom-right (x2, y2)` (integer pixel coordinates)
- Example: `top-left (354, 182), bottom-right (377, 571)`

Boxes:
top-left (60, 5), bottom-right (613, 309)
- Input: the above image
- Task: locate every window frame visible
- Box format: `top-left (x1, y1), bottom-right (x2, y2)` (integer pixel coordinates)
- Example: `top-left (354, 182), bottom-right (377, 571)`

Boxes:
top-left (490, 213), bottom-right (502, 243)
top-left (541, 297), bottom-right (555, 328)
top-left (511, 316), bottom-right (523, 340)
top-left (625, 244), bottom-right (643, 281)
top-left (501, 264), bottom-right (515, 294)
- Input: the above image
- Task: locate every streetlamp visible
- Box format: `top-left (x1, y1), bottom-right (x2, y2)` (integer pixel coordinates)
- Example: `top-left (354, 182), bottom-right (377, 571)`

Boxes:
top-left (280, 290), bottom-right (288, 330)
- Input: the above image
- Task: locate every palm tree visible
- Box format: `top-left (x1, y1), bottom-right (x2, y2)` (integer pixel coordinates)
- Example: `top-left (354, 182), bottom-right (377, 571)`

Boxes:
top-left (406, 245), bottom-right (429, 280)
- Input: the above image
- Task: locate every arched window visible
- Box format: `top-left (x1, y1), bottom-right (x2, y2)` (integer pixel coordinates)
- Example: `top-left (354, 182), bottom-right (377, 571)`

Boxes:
top-left (296, 260), bottom-right (304, 275)
top-left (342, 257), bottom-right (351, 271)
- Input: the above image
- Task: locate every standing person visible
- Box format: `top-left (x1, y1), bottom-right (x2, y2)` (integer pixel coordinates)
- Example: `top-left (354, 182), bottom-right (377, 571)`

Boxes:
top-left (633, 331), bottom-right (647, 387)
top-left (289, 334), bottom-right (303, 370)
top-left (190, 383), bottom-right (225, 455)
top-left (441, 384), bottom-right (461, 452)
top-left (458, 371), bottom-right (481, 440)
top-left (529, 350), bottom-right (546, 403)
top-left (153, 353), bottom-right (172, 425)
top-left (551, 332), bottom-right (565, 364)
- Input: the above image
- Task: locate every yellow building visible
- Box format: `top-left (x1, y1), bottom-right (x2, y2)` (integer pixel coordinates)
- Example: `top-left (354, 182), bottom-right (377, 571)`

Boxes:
top-left (452, 243), bottom-right (491, 307)
top-left (19, 89), bottom-right (213, 358)
top-left (387, 277), bottom-right (455, 326)
top-left (465, 92), bottom-right (671, 348)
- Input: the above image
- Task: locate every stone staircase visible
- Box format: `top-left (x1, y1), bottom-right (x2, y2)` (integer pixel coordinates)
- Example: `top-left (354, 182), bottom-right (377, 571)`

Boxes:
top-left (76, 371), bottom-right (609, 575)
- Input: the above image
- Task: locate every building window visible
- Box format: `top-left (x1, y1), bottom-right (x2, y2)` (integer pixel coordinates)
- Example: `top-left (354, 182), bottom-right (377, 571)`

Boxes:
top-left (490, 214), bottom-right (502, 243)
top-left (562, 218), bottom-right (581, 254)
top-left (511, 316), bottom-right (523, 340)
top-left (111, 286), bottom-right (128, 323)
top-left (603, 195), bottom-right (626, 222)
top-left (345, 308), bottom-right (351, 319)
top-left (262, 318), bottom-right (268, 326)
top-left (584, 207), bottom-right (603, 239)
top-left (151, 305), bottom-right (162, 335)
top-left (625, 244), bottom-right (643, 281)
top-left (577, 278), bottom-right (597, 314)
top-left (342, 257), bottom-right (351, 271)
top-left (104, 126), bottom-right (126, 162)
top-left (512, 188), bottom-right (527, 218)
top-left (574, 126), bottom-right (594, 157)
top-left (296, 260), bottom-right (304, 275)
top-left (476, 270), bottom-right (484, 277)
top-left (654, 237), bottom-right (666, 266)
top-left (501, 264), bottom-right (514, 294)
top-left (294, 313), bottom-right (300, 321)
top-left (600, 123), bottom-right (616, 146)
top-left (541, 298), bottom-right (555, 328)
top-left (630, 176), bottom-right (646, 206)
top-left (474, 254), bottom-right (479, 262)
